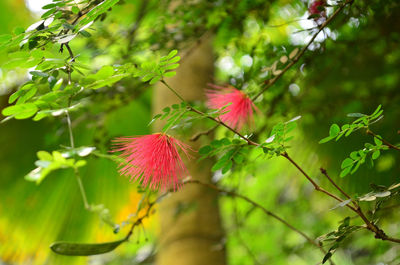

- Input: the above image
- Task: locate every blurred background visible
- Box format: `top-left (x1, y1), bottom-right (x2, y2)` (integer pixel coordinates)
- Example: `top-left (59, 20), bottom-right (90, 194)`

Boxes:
top-left (0, 0), bottom-right (399, 264)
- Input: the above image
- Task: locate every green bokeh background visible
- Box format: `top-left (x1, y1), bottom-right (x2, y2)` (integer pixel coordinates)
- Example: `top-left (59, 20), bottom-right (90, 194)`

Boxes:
top-left (0, 0), bottom-right (399, 264)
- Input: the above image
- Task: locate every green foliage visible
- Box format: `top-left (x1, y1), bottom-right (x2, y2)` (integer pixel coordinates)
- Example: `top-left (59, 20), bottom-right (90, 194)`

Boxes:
top-left (134, 50), bottom-right (181, 84)
top-left (339, 142), bottom-right (388, 177)
top-left (149, 102), bottom-right (191, 131)
top-left (81, 65), bottom-right (133, 90)
top-left (0, 0), bottom-right (399, 264)
top-left (319, 105), bottom-right (391, 177)
top-left (262, 116), bottom-right (301, 157)
top-left (319, 217), bottom-right (363, 264)
top-left (199, 138), bottom-right (249, 174)
top-left (319, 105), bottom-right (384, 143)
top-left (25, 147), bottom-right (94, 184)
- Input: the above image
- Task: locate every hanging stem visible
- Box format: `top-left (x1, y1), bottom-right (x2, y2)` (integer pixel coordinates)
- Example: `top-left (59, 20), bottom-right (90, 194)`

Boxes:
top-left (65, 109), bottom-right (91, 210)
top-left (64, 46), bottom-right (91, 210)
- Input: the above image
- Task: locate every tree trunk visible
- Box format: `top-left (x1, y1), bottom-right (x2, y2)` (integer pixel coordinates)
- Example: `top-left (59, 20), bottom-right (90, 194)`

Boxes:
top-left (153, 39), bottom-right (226, 265)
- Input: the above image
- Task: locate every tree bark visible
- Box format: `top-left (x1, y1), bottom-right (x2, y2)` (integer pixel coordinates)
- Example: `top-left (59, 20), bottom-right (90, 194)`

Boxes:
top-left (153, 39), bottom-right (226, 265)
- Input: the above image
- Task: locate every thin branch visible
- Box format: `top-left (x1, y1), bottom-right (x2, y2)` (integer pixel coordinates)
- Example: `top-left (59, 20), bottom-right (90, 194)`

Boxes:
top-left (282, 153), bottom-right (358, 212)
top-left (160, 79), bottom-right (186, 102)
top-left (185, 179), bottom-right (329, 255)
top-left (65, 43), bottom-right (75, 61)
top-left (124, 200), bottom-right (156, 241)
top-left (319, 168), bottom-right (353, 201)
top-left (190, 124), bottom-right (218, 141)
top-left (251, 0), bottom-right (353, 102)
top-left (188, 107), bottom-right (259, 146)
top-left (284, 153), bottom-right (400, 244)
top-left (160, 80), bottom-right (259, 146)
top-left (366, 129), bottom-right (400, 151)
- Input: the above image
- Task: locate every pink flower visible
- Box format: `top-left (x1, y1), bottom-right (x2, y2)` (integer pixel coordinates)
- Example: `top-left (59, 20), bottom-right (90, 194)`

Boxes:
top-left (206, 84), bottom-right (257, 130)
top-left (112, 133), bottom-right (191, 191)
top-left (309, 0), bottom-right (326, 17)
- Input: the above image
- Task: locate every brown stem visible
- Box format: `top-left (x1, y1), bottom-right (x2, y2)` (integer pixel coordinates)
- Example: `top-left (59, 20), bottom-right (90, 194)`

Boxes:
top-left (188, 107), bottom-right (259, 146)
top-left (124, 200), bottom-right (156, 241)
top-left (284, 154), bottom-right (400, 244)
top-left (282, 153), bottom-right (358, 212)
top-left (366, 130), bottom-right (400, 151)
top-left (160, 80), bottom-right (259, 146)
top-left (319, 168), bottom-right (353, 201)
top-left (65, 43), bottom-right (75, 61)
top-left (251, 0), bottom-right (353, 102)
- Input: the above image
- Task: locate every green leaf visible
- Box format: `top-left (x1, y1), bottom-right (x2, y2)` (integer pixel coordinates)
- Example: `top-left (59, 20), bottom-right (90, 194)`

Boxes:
top-left (341, 158), bottom-right (353, 169)
top-left (75, 160), bottom-right (87, 168)
top-left (329, 124), bottom-right (340, 137)
top-left (233, 154), bottom-right (244, 164)
top-left (86, 74), bottom-right (128, 90)
top-left (372, 150), bottom-right (380, 160)
top-left (319, 135), bottom-right (335, 144)
top-left (374, 137), bottom-right (383, 146)
top-left (53, 79), bottom-right (64, 91)
top-left (345, 126), bottom-right (355, 137)
top-left (30, 71), bottom-right (49, 77)
top-left (199, 145), bottom-right (212, 155)
top-left (340, 167), bottom-right (351, 178)
top-left (350, 151), bottom-right (359, 160)
top-left (166, 56), bottom-right (181, 64)
top-left (163, 71), bottom-right (176, 77)
top-left (16, 87), bottom-right (37, 104)
top-left (211, 140), bottom-right (223, 148)
top-left (221, 138), bottom-right (231, 145)
top-left (142, 73), bottom-right (156, 82)
top-left (164, 50), bottom-right (178, 60)
top-left (50, 239), bottom-right (125, 256)
top-left (79, 30), bottom-right (91, 38)
top-left (322, 252), bottom-right (332, 264)
top-left (148, 114), bottom-right (162, 125)
top-left (76, 0), bottom-right (120, 29)
top-left (2, 103), bottom-right (38, 119)
top-left (212, 159), bottom-right (228, 171)
top-left (37, 151), bottom-right (52, 161)
top-left (350, 161), bottom-right (361, 174)
top-left (347, 113), bottom-right (365, 118)
top-left (42, 3), bottom-right (58, 9)
top-left (71, 6), bottom-right (80, 14)
top-left (221, 160), bottom-right (233, 174)
top-left (95, 66), bottom-right (114, 79)
top-left (149, 76), bottom-right (161, 85)
top-left (41, 8), bottom-right (56, 19)
top-left (370, 104), bottom-right (382, 117)
top-left (162, 63), bottom-right (180, 71)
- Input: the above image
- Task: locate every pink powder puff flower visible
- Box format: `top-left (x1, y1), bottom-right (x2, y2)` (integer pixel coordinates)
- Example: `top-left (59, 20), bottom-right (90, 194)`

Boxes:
top-left (206, 84), bottom-right (257, 131)
top-left (112, 133), bottom-right (191, 191)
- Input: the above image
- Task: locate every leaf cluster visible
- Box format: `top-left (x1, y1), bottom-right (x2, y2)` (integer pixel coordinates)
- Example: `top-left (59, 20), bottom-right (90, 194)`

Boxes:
top-left (262, 116), bottom-right (301, 157)
top-left (199, 138), bottom-right (249, 174)
top-left (134, 50), bottom-right (180, 85)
